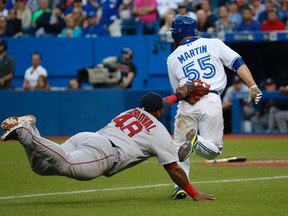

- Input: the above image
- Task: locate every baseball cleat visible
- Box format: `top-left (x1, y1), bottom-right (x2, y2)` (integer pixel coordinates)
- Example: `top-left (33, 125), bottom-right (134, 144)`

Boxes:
top-left (171, 187), bottom-right (187, 199)
top-left (1, 121), bottom-right (25, 141)
top-left (178, 129), bottom-right (198, 162)
top-left (1, 115), bottom-right (36, 131)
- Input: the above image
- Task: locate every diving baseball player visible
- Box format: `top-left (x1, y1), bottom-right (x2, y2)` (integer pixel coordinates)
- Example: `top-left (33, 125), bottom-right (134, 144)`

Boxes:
top-left (0, 88), bottom-right (215, 201)
top-left (167, 15), bottom-right (262, 199)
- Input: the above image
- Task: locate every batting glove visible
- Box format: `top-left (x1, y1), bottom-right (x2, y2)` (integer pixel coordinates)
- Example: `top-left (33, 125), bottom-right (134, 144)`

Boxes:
top-left (248, 84), bottom-right (262, 104)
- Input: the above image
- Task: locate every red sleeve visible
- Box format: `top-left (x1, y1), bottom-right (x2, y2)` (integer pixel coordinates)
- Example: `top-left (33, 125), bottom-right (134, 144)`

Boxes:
top-left (165, 95), bottom-right (178, 106)
top-left (163, 162), bottom-right (178, 170)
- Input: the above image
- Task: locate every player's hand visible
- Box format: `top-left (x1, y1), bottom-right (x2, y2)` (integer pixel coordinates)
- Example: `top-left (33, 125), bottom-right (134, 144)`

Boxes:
top-left (192, 192), bottom-right (216, 201)
top-left (248, 85), bottom-right (262, 104)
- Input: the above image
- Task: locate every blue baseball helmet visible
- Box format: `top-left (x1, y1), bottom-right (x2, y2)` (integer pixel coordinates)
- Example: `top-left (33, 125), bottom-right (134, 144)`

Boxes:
top-left (168, 15), bottom-right (198, 42)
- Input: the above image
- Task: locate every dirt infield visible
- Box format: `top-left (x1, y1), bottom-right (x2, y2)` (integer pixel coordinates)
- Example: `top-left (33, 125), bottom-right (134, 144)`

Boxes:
top-left (204, 160), bottom-right (288, 167)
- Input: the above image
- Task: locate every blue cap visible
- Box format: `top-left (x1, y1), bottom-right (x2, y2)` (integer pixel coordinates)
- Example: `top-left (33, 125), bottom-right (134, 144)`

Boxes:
top-left (140, 92), bottom-right (169, 112)
top-left (121, 47), bottom-right (133, 55)
top-left (87, 11), bottom-right (96, 18)
top-left (265, 78), bottom-right (275, 85)
top-left (233, 75), bottom-right (242, 83)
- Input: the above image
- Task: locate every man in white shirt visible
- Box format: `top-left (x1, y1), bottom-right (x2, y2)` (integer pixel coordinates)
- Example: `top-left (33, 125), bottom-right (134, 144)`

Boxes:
top-left (23, 52), bottom-right (48, 90)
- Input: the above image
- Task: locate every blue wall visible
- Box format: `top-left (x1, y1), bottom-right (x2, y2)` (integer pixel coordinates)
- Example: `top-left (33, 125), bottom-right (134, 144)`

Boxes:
top-left (0, 89), bottom-right (171, 136)
top-left (7, 36), bottom-right (172, 90)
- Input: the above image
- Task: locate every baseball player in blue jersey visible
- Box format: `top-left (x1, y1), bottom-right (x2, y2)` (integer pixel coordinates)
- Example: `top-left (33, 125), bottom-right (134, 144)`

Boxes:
top-left (167, 15), bottom-right (262, 199)
top-left (1, 88), bottom-right (215, 201)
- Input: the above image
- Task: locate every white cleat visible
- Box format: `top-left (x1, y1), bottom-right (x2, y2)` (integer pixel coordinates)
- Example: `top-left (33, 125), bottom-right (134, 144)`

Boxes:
top-left (1, 115), bottom-right (36, 131)
top-left (1, 121), bottom-right (25, 141)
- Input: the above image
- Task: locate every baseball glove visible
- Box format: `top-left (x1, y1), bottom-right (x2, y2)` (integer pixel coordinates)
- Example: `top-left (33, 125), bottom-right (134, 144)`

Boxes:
top-left (175, 82), bottom-right (197, 101)
top-left (185, 80), bottom-right (210, 105)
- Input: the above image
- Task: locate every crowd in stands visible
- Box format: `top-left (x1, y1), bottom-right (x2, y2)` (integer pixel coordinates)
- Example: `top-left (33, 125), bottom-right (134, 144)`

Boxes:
top-left (0, 0), bottom-right (287, 38)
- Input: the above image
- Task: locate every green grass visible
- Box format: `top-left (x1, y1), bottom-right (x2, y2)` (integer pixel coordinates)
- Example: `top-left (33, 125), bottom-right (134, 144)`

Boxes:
top-left (0, 138), bottom-right (288, 216)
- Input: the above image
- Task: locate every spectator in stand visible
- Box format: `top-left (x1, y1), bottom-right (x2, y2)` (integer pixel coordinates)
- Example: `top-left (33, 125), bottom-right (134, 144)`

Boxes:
top-left (71, 6), bottom-right (86, 28)
top-left (68, 77), bottom-right (81, 89)
top-left (215, 5), bottom-right (237, 32)
top-left (132, 0), bottom-right (158, 35)
top-left (35, 4), bottom-right (66, 36)
top-left (0, 15), bottom-right (15, 37)
top-left (23, 52), bottom-right (48, 90)
top-left (60, 14), bottom-right (82, 37)
top-left (82, 10), bottom-right (108, 37)
top-left (236, 0), bottom-right (249, 15)
top-left (7, 8), bottom-right (23, 37)
top-left (119, 0), bottom-right (133, 19)
top-left (32, 0), bottom-right (51, 29)
top-left (159, 11), bottom-right (175, 39)
top-left (200, 0), bottom-right (218, 25)
top-left (252, 0), bottom-right (265, 21)
top-left (64, 0), bottom-right (97, 17)
top-left (156, 0), bottom-right (177, 26)
top-left (97, 0), bottom-right (122, 36)
top-left (35, 75), bottom-right (50, 90)
top-left (228, 0), bottom-right (242, 25)
top-left (277, 0), bottom-right (288, 22)
top-left (14, 0), bottom-right (32, 34)
top-left (236, 6), bottom-right (261, 32)
top-left (196, 9), bottom-right (214, 33)
top-left (222, 75), bottom-right (255, 134)
top-left (0, 0), bottom-right (8, 18)
top-left (0, 39), bottom-right (14, 90)
top-left (258, 0), bottom-right (275, 24)
top-left (176, 2), bottom-right (197, 20)
top-left (250, 78), bottom-right (283, 133)
top-left (261, 8), bottom-right (286, 31)
top-left (115, 47), bottom-right (137, 89)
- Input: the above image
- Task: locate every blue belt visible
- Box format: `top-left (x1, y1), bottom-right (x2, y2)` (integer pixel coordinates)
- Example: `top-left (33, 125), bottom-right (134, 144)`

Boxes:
top-left (209, 90), bottom-right (219, 95)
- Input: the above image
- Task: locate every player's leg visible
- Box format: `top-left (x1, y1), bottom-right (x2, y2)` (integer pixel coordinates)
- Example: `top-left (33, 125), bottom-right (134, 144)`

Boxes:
top-left (251, 113), bottom-right (268, 132)
top-left (267, 106), bottom-right (279, 132)
top-left (17, 124), bottom-right (116, 180)
top-left (193, 94), bottom-right (223, 160)
top-left (1, 115), bottom-right (59, 175)
top-left (275, 111), bottom-right (288, 133)
top-left (171, 103), bottom-right (199, 199)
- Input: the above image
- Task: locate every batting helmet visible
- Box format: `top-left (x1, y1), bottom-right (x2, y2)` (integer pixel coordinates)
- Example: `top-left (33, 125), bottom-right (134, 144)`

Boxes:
top-left (168, 15), bottom-right (198, 42)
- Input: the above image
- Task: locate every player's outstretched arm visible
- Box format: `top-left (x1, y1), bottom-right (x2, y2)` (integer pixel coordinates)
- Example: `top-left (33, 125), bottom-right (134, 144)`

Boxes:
top-left (237, 65), bottom-right (262, 104)
top-left (163, 162), bottom-right (215, 201)
top-left (162, 82), bottom-right (197, 111)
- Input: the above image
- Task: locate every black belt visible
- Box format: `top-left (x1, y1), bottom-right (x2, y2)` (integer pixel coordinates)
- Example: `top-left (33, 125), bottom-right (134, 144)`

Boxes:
top-left (110, 140), bottom-right (116, 148)
top-left (209, 90), bottom-right (219, 95)
top-left (109, 140), bottom-right (117, 170)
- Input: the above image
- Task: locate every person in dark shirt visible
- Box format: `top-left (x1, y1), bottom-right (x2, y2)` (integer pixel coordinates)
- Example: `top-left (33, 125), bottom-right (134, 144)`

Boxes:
top-left (236, 7), bottom-right (261, 32)
top-left (7, 9), bottom-right (22, 36)
top-left (0, 39), bottom-right (14, 90)
top-left (115, 47), bottom-right (137, 89)
top-left (36, 4), bottom-right (66, 36)
top-left (0, 15), bottom-right (15, 37)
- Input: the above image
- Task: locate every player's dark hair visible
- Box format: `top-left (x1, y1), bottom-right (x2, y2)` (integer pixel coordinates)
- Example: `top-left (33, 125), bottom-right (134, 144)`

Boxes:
top-left (33, 51), bottom-right (42, 59)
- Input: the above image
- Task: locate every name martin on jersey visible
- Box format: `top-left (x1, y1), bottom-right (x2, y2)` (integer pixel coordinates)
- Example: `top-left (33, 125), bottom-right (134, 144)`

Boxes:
top-left (127, 109), bottom-right (156, 132)
top-left (177, 45), bottom-right (207, 64)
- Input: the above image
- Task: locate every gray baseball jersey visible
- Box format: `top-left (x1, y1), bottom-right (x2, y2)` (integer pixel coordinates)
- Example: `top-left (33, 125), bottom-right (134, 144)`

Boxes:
top-left (17, 108), bottom-right (178, 180)
top-left (99, 107), bottom-right (178, 176)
